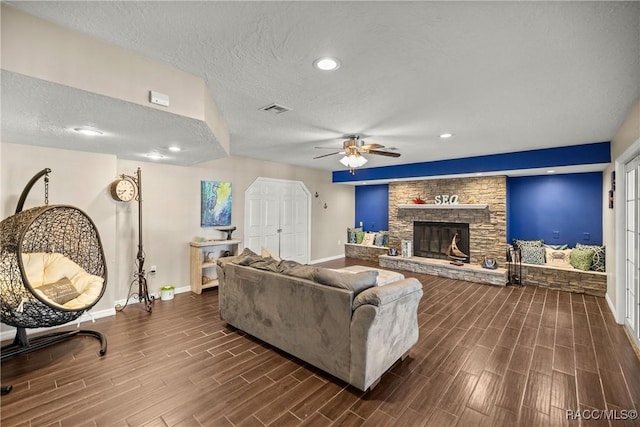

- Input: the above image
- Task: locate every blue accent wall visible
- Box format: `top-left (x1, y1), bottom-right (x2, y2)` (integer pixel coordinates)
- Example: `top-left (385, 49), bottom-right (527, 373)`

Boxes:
top-left (333, 142), bottom-right (610, 183)
top-left (355, 184), bottom-right (389, 231)
top-left (507, 172), bottom-right (603, 246)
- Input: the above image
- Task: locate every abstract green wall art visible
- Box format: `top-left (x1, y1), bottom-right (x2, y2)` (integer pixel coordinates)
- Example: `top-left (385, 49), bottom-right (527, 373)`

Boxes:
top-left (201, 181), bottom-right (232, 226)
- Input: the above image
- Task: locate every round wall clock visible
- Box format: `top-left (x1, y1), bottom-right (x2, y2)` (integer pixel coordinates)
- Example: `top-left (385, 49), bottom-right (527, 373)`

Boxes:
top-left (109, 177), bottom-right (137, 202)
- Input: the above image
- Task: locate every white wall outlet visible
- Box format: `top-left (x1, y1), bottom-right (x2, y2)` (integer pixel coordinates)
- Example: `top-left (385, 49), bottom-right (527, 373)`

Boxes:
top-left (149, 265), bottom-right (157, 273)
top-left (359, 221), bottom-right (363, 227)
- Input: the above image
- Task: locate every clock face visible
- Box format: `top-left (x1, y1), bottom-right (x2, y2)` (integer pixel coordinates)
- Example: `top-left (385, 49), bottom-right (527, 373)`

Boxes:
top-left (112, 179), bottom-right (136, 202)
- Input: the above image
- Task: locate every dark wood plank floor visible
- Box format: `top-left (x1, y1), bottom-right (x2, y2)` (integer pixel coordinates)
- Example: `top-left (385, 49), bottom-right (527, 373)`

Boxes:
top-left (2, 258), bottom-right (640, 426)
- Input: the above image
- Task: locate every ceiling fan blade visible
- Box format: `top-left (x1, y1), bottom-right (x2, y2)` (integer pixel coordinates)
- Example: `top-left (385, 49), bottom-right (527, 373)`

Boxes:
top-left (313, 151), bottom-right (342, 159)
top-left (360, 143), bottom-right (383, 150)
top-left (314, 146), bottom-right (342, 150)
top-left (368, 150), bottom-right (401, 158)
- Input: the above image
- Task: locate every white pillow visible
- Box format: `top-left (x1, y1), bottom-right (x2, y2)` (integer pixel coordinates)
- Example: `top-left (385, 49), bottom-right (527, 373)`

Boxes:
top-left (361, 232), bottom-right (376, 246)
top-left (545, 248), bottom-right (572, 268)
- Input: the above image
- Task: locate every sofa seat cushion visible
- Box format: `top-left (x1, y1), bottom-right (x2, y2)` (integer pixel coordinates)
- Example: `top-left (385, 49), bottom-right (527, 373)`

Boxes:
top-left (338, 265), bottom-right (405, 286)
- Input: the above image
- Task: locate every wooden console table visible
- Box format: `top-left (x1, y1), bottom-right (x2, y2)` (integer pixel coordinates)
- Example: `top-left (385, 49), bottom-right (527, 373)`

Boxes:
top-left (189, 240), bottom-right (241, 294)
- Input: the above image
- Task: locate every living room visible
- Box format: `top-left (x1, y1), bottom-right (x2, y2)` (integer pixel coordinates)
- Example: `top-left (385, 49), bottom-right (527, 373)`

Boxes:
top-left (2, 2), bottom-right (640, 426)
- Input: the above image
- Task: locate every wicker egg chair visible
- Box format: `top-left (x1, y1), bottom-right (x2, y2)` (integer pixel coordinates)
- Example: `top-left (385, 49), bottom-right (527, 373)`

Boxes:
top-left (0, 169), bottom-right (108, 387)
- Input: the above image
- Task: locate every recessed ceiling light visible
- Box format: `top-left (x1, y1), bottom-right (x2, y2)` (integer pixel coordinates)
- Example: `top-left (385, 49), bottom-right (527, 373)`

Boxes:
top-left (145, 152), bottom-right (165, 160)
top-left (168, 146), bottom-right (181, 152)
top-left (439, 133), bottom-right (453, 139)
top-left (313, 57), bottom-right (340, 71)
top-left (73, 127), bottom-right (103, 136)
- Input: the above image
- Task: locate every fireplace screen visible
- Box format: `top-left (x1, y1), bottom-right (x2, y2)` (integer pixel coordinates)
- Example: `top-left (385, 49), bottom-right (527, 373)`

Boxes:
top-left (413, 221), bottom-right (470, 262)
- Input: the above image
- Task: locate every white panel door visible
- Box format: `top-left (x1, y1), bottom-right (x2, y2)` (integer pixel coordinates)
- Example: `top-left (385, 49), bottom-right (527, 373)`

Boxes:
top-left (625, 156), bottom-right (640, 347)
top-left (245, 178), bottom-right (310, 263)
top-left (244, 184), bottom-right (264, 252)
top-left (279, 183), bottom-right (296, 260)
top-left (244, 180), bottom-right (280, 255)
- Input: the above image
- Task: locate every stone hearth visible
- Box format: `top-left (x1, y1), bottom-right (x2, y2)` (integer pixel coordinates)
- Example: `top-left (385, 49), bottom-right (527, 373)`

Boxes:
top-left (379, 255), bottom-right (508, 286)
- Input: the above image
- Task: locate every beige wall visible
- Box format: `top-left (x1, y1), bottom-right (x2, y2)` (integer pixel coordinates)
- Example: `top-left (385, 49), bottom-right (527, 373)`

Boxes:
top-left (606, 97), bottom-right (640, 318)
top-left (1, 142), bottom-right (353, 331)
top-left (1, 4), bottom-right (229, 153)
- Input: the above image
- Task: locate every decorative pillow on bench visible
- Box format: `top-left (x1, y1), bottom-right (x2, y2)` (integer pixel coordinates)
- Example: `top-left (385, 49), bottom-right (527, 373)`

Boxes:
top-left (347, 227), bottom-right (363, 244)
top-left (521, 246), bottom-right (545, 265)
top-left (544, 248), bottom-right (572, 268)
top-left (570, 248), bottom-right (595, 271)
top-left (576, 243), bottom-right (605, 272)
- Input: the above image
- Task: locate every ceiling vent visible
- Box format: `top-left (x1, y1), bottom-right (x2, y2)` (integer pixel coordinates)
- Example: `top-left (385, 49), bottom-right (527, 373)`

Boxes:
top-left (259, 103), bottom-right (292, 114)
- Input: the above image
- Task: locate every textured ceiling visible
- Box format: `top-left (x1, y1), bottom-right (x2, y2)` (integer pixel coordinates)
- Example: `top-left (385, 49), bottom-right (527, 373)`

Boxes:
top-left (3, 1), bottom-right (639, 171)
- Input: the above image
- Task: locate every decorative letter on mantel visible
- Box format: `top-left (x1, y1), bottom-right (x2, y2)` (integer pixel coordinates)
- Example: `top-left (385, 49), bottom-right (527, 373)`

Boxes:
top-left (435, 194), bottom-right (459, 205)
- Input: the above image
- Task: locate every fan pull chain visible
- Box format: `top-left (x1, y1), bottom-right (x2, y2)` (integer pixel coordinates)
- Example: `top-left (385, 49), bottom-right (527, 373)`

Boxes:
top-left (44, 174), bottom-right (49, 205)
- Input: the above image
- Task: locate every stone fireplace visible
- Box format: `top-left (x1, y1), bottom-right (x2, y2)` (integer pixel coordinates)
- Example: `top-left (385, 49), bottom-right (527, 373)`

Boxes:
top-left (413, 221), bottom-right (470, 262)
top-left (388, 176), bottom-right (507, 264)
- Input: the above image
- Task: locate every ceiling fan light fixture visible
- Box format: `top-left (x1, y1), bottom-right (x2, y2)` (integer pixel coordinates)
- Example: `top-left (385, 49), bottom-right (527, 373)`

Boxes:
top-left (340, 153), bottom-right (367, 168)
top-left (313, 57), bottom-right (341, 71)
top-left (145, 152), bottom-right (165, 160)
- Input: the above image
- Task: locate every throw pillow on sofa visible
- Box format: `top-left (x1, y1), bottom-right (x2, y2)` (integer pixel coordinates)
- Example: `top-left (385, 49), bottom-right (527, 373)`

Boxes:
top-left (521, 246), bottom-right (545, 265)
top-left (576, 243), bottom-right (605, 272)
top-left (570, 248), bottom-right (594, 271)
top-left (315, 268), bottom-right (378, 295)
top-left (233, 248), bottom-right (262, 266)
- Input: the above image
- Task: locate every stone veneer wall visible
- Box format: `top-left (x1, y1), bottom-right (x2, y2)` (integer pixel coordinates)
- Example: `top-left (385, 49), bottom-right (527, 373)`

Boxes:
top-left (344, 243), bottom-right (389, 262)
top-left (388, 176), bottom-right (507, 264)
top-left (517, 264), bottom-right (606, 297)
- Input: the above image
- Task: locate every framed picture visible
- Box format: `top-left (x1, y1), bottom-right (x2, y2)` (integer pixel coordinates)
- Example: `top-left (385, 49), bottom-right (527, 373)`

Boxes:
top-left (201, 181), bottom-right (232, 226)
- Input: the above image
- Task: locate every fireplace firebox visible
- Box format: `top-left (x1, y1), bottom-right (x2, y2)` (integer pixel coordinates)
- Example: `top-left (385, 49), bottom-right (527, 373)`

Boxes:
top-left (413, 221), bottom-right (470, 262)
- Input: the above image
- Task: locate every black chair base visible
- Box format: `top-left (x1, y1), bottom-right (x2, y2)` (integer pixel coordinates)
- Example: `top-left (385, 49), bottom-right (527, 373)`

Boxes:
top-left (1, 327), bottom-right (107, 394)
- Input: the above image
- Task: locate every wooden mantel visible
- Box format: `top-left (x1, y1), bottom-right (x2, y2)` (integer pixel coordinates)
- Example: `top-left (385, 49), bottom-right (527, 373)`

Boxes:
top-left (397, 204), bottom-right (488, 210)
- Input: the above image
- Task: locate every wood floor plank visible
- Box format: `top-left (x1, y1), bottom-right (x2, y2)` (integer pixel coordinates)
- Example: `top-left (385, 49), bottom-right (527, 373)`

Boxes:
top-left (2, 257), bottom-right (638, 427)
top-left (467, 370), bottom-right (503, 415)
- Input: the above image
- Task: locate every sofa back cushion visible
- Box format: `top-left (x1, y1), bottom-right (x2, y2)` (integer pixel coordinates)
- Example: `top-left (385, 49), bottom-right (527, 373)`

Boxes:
top-left (315, 268), bottom-right (378, 295)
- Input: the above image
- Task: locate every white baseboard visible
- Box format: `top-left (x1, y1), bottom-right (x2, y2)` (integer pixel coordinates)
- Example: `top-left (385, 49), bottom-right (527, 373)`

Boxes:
top-left (0, 307), bottom-right (116, 342)
top-left (605, 292), bottom-right (624, 324)
top-left (1, 286), bottom-right (194, 342)
top-left (309, 254), bottom-right (345, 265)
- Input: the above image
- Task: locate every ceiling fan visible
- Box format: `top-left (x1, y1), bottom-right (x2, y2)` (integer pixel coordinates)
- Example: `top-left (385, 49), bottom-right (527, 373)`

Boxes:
top-left (313, 135), bottom-right (400, 171)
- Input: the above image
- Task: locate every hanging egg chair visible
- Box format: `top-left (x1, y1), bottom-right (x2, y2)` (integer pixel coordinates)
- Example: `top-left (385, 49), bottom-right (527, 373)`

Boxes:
top-left (1, 169), bottom-right (108, 391)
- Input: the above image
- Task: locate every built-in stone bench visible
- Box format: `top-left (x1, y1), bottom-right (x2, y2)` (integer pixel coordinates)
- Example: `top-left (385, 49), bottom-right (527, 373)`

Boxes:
top-left (379, 255), bottom-right (508, 286)
top-left (344, 243), bottom-right (389, 262)
top-left (514, 263), bottom-right (607, 297)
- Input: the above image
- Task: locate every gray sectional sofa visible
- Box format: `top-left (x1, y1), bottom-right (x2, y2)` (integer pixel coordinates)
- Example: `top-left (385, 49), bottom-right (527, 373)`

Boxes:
top-left (216, 257), bottom-right (423, 391)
